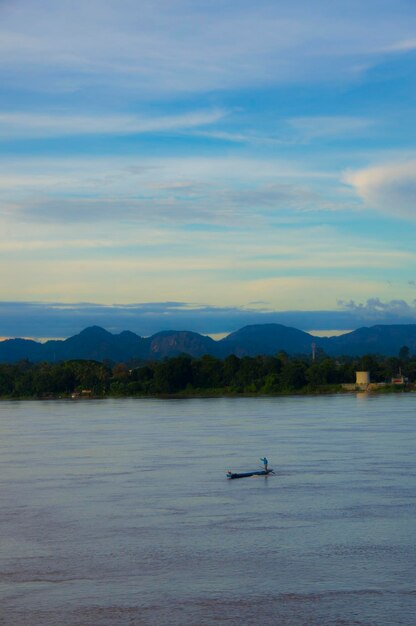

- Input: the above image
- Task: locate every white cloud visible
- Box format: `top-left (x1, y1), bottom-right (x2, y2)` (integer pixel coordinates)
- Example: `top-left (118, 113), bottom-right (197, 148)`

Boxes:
top-left (338, 297), bottom-right (416, 317)
top-left (345, 160), bottom-right (416, 219)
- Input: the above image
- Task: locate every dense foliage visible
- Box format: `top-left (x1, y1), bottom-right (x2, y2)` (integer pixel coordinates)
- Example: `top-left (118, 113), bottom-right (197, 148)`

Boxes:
top-left (0, 349), bottom-right (414, 398)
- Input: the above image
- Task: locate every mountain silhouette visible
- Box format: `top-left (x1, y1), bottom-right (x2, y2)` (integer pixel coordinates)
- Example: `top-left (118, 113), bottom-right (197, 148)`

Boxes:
top-left (219, 323), bottom-right (314, 356)
top-left (0, 323), bottom-right (415, 363)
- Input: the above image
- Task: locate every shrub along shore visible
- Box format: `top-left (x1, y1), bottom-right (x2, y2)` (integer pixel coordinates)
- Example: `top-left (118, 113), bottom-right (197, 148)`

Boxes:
top-left (0, 351), bottom-right (415, 399)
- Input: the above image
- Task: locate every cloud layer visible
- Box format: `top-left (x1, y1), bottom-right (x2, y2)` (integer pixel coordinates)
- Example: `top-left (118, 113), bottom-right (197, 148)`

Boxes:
top-left (0, 155), bottom-right (344, 226)
top-left (1, 298), bottom-right (416, 339)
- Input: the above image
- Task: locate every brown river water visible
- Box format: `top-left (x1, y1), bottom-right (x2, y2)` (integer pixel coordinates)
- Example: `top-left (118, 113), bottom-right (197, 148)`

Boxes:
top-left (1, 394), bottom-right (415, 625)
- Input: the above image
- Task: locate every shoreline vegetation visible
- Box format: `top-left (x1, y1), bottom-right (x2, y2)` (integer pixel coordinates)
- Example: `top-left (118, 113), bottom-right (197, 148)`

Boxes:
top-left (0, 351), bottom-right (415, 400)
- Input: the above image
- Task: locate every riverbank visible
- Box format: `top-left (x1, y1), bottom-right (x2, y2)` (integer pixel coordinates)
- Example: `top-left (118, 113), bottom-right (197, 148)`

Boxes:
top-left (1, 383), bottom-right (413, 401)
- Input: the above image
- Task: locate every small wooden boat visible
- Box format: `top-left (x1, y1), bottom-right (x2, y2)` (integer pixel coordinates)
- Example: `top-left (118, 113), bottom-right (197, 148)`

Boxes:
top-left (227, 469), bottom-right (274, 479)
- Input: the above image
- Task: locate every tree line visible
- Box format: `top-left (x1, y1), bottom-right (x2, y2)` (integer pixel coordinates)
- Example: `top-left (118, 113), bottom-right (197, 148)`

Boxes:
top-left (0, 348), bottom-right (414, 398)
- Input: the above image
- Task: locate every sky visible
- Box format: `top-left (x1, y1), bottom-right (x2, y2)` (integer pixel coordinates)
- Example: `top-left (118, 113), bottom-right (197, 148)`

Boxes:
top-left (1, 0), bottom-right (416, 338)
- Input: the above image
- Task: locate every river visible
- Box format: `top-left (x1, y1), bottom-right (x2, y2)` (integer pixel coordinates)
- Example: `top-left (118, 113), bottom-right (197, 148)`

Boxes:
top-left (1, 394), bottom-right (415, 625)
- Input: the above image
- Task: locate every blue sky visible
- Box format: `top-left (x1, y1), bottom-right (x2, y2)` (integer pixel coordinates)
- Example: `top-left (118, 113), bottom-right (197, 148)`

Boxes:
top-left (1, 0), bottom-right (416, 338)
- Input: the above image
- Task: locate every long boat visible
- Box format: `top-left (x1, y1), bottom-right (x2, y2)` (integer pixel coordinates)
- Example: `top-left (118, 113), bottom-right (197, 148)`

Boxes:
top-left (226, 469), bottom-right (274, 479)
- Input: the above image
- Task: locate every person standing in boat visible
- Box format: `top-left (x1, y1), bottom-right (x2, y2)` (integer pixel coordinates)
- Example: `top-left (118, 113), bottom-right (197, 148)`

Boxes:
top-left (260, 457), bottom-right (268, 472)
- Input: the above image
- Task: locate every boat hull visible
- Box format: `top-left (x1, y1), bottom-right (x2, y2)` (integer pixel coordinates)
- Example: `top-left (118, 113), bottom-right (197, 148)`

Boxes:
top-left (227, 469), bottom-right (273, 479)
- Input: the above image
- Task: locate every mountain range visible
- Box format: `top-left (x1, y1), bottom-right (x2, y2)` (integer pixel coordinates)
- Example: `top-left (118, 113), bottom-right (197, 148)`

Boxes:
top-left (1, 323), bottom-right (416, 363)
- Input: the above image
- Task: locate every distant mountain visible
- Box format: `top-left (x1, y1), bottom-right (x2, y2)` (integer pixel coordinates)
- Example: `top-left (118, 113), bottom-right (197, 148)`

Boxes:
top-left (0, 326), bottom-right (148, 364)
top-left (37, 326), bottom-right (147, 362)
top-left (148, 330), bottom-right (218, 359)
top-left (219, 323), bottom-right (314, 357)
top-left (1, 323), bottom-right (416, 363)
top-left (0, 337), bottom-right (44, 362)
top-left (321, 324), bottom-right (416, 357)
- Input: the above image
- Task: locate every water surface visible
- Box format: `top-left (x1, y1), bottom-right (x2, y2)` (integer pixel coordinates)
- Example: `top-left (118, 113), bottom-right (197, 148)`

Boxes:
top-left (1, 394), bottom-right (415, 625)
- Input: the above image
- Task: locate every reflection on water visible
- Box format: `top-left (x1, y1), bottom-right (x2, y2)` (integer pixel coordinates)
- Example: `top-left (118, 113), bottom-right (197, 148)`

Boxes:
top-left (1, 395), bottom-right (415, 625)
top-left (356, 391), bottom-right (371, 400)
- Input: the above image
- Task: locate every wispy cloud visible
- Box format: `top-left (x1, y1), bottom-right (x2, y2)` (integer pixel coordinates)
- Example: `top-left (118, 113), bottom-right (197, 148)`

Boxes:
top-left (0, 109), bottom-right (227, 139)
top-left (193, 116), bottom-right (376, 147)
top-left (0, 155), bottom-right (345, 225)
top-left (288, 116), bottom-right (375, 141)
top-left (384, 39), bottom-right (416, 52)
top-left (1, 0), bottom-right (416, 94)
top-left (2, 183), bottom-right (347, 225)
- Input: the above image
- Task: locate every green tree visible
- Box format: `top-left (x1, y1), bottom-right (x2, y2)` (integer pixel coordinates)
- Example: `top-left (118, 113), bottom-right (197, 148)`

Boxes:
top-left (223, 354), bottom-right (240, 387)
top-left (192, 355), bottom-right (223, 389)
top-left (280, 359), bottom-right (307, 390)
top-left (154, 355), bottom-right (193, 393)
